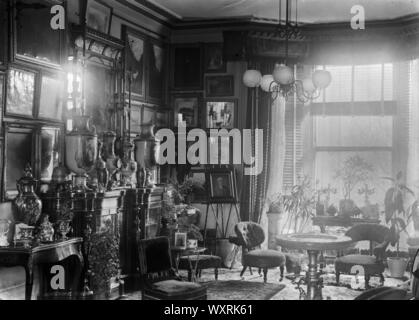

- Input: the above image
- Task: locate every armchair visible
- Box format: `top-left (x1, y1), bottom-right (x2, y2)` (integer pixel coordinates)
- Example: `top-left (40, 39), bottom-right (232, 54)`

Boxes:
top-left (335, 223), bottom-right (391, 289)
top-left (230, 222), bottom-right (285, 283)
top-left (137, 237), bottom-right (207, 300)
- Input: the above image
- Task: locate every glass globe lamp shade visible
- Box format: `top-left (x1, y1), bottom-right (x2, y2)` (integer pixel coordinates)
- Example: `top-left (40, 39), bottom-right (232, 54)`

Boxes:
top-left (243, 70), bottom-right (262, 88)
top-left (302, 77), bottom-right (316, 94)
top-left (260, 75), bottom-right (274, 92)
top-left (312, 70), bottom-right (332, 89)
top-left (273, 64), bottom-right (294, 85)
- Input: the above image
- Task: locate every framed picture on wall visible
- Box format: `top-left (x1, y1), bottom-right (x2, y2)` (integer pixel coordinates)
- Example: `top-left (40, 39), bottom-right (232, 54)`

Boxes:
top-left (205, 43), bottom-right (226, 73)
top-left (39, 127), bottom-right (61, 182)
top-left (6, 68), bottom-right (36, 118)
top-left (205, 99), bottom-right (237, 129)
top-left (205, 75), bottom-right (234, 97)
top-left (4, 125), bottom-right (35, 200)
top-left (13, 0), bottom-right (64, 68)
top-left (172, 44), bottom-right (203, 90)
top-left (124, 26), bottom-right (146, 100)
top-left (38, 73), bottom-right (64, 121)
top-left (147, 39), bottom-right (166, 103)
top-left (173, 93), bottom-right (201, 128)
top-left (86, 0), bottom-right (113, 34)
top-left (206, 168), bottom-right (237, 204)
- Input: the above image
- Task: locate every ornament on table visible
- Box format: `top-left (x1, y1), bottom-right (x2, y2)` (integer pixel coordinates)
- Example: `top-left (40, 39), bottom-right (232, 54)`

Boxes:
top-left (39, 215), bottom-right (55, 243)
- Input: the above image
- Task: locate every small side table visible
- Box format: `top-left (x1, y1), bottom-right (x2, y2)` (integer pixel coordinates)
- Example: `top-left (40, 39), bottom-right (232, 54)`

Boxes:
top-left (0, 238), bottom-right (84, 300)
top-left (172, 247), bottom-right (207, 282)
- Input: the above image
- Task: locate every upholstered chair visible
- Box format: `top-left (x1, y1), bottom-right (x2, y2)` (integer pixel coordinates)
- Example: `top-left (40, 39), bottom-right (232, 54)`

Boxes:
top-left (335, 223), bottom-right (391, 289)
top-left (137, 237), bottom-right (207, 300)
top-left (231, 222), bottom-right (285, 283)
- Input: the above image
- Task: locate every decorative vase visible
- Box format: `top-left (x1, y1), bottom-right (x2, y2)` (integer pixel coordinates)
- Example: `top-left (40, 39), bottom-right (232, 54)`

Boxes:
top-left (12, 164), bottom-right (42, 227)
top-left (120, 136), bottom-right (137, 187)
top-left (89, 140), bottom-right (108, 192)
top-left (65, 115), bottom-right (98, 191)
top-left (134, 123), bottom-right (160, 188)
top-left (39, 215), bottom-right (54, 243)
top-left (102, 131), bottom-right (121, 190)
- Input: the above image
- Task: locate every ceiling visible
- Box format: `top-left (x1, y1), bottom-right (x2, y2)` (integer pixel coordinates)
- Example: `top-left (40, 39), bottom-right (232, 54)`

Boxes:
top-left (147, 0), bottom-right (419, 23)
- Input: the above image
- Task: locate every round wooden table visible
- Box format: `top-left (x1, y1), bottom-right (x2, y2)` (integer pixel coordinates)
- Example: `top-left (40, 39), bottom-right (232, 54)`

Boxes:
top-left (277, 233), bottom-right (353, 300)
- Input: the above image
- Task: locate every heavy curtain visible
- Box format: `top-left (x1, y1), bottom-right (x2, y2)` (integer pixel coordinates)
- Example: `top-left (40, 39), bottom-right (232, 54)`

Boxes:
top-left (239, 61), bottom-right (286, 224)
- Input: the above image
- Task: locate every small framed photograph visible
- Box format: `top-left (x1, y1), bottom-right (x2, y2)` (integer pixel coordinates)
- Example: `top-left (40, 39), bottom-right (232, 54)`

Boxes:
top-left (86, 0), bottom-right (113, 34)
top-left (174, 232), bottom-right (187, 249)
top-left (206, 99), bottom-right (237, 129)
top-left (205, 75), bottom-right (234, 97)
top-left (38, 73), bottom-right (64, 121)
top-left (6, 68), bottom-right (36, 118)
top-left (205, 43), bottom-right (226, 73)
top-left (173, 93), bottom-right (202, 128)
top-left (207, 168), bottom-right (237, 204)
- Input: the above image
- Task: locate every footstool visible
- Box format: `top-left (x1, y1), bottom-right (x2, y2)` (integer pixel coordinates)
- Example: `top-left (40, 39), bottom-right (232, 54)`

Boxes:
top-left (178, 255), bottom-right (222, 281)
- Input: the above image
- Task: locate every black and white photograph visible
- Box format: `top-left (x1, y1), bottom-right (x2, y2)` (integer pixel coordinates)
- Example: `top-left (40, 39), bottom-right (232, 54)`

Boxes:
top-left (173, 94), bottom-right (201, 127)
top-left (1, 0), bottom-right (419, 310)
top-left (206, 99), bottom-right (236, 129)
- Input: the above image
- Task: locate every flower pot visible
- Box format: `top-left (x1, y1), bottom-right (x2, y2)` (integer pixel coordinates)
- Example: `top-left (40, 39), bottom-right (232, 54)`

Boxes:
top-left (216, 238), bottom-right (235, 268)
top-left (387, 257), bottom-right (408, 278)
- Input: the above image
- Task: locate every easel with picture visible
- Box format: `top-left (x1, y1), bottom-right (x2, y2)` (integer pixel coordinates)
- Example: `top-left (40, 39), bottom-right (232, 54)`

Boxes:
top-left (202, 167), bottom-right (241, 248)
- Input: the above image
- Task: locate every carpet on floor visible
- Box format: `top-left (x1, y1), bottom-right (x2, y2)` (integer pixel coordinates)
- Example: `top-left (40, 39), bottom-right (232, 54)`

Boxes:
top-left (202, 280), bottom-right (285, 300)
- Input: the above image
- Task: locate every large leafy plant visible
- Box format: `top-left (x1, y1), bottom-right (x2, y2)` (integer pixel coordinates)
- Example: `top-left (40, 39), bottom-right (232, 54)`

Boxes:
top-left (281, 176), bottom-right (316, 234)
top-left (383, 171), bottom-right (415, 255)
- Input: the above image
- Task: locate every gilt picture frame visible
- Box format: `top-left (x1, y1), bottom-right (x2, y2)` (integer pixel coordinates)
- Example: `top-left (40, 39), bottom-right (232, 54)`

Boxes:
top-left (6, 67), bottom-right (36, 118)
top-left (206, 167), bottom-right (237, 204)
top-left (205, 99), bottom-right (237, 129)
top-left (86, 0), bottom-right (113, 34)
top-left (123, 26), bottom-right (146, 100)
top-left (204, 43), bottom-right (226, 73)
top-left (173, 93), bottom-right (202, 128)
top-left (205, 75), bottom-right (235, 97)
top-left (172, 44), bottom-right (203, 90)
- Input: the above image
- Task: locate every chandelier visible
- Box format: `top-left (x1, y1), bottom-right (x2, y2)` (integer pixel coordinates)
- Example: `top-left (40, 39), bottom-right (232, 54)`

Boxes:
top-left (243, 0), bottom-right (332, 102)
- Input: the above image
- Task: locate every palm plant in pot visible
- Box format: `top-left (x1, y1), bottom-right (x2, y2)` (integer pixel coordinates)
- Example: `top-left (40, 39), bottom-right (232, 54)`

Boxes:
top-left (383, 171), bottom-right (415, 278)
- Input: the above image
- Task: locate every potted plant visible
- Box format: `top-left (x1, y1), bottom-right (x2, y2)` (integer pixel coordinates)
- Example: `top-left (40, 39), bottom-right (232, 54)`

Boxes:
top-left (281, 176), bottom-right (316, 234)
top-left (335, 155), bottom-right (374, 217)
top-left (383, 171), bottom-right (415, 278)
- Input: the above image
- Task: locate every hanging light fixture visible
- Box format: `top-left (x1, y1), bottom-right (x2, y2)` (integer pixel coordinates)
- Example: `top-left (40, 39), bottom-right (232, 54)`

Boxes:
top-left (243, 0), bottom-right (332, 102)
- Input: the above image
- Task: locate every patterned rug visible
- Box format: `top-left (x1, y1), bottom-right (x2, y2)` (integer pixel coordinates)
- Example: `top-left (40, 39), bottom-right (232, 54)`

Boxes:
top-left (202, 280), bottom-right (285, 300)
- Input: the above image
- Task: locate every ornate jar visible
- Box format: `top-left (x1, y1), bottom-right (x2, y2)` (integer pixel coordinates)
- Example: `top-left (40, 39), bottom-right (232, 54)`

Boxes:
top-left (88, 140), bottom-right (108, 192)
top-left (120, 136), bottom-right (137, 187)
top-left (134, 124), bottom-right (160, 187)
top-left (102, 131), bottom-right (121, 190)
top-left (65, 115), bottom-right (98, 191)
top-left (12, 164), bottom-right (42, 227)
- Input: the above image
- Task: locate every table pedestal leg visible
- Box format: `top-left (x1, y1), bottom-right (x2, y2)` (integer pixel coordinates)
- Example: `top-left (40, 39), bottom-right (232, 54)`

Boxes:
top-left (306, 250), bottom-right (322, 300)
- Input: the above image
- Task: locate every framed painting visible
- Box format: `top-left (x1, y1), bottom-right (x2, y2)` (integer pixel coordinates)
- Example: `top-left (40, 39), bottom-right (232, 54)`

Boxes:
top-left (85, 0), bottom-right (113, 34)
top-left (123, 26), bottom-right (146, 100)
top-left (172, 44), bottom-right (203, 90)
top-left (205, 75), bottom-right (234, 97)
top-left (4, 125), bottom-right (35, 200)
top-left (6, 68), bottom-right (36, 118)
top-left (147, 39), bottom-right (165, 103)
top-left (206, 168), bottom-right (237, 204)
top-left (39, 127), bottom-right (61, 182)
top-left (205, 99), bottom-right (237, 129)
top-left (205, 43), bottom-right (226, 73)
top-left (38, 73), bottom-right (64, 121)
top-left (13, 0), bottom-right (64, 68)
top-left (173, 93), bottom-right (201, 128)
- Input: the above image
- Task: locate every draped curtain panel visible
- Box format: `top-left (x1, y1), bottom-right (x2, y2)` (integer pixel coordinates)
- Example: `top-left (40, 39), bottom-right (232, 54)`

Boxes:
top-left (240, 61), bottom-right (286, 223)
